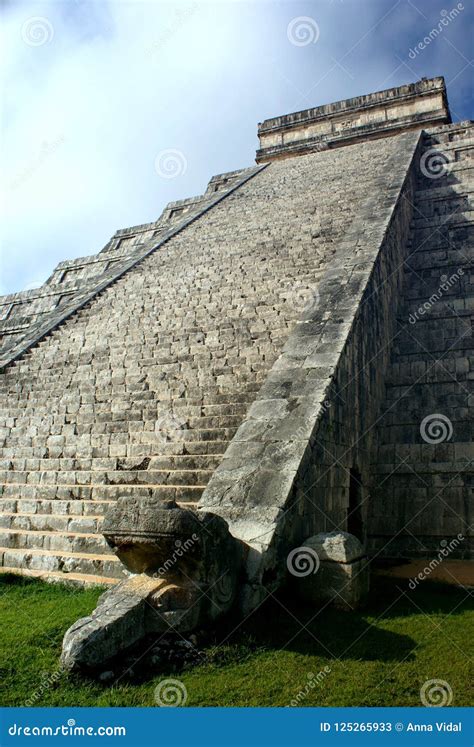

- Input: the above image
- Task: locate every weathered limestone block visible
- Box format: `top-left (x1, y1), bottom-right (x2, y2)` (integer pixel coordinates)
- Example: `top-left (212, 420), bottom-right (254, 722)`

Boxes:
top-left (294, 532), bottom-right (369, 610)
top-left (61, 498), bottom-right (242, 671)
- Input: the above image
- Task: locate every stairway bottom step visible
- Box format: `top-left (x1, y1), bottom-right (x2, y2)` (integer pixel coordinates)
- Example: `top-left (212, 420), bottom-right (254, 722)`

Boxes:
top-left (0, 566), bottom-right (117, 587)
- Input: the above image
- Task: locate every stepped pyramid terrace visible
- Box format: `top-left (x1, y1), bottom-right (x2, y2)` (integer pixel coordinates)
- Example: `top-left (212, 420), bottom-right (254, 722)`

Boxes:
top-left (0, 76), bottom-right (472, 671)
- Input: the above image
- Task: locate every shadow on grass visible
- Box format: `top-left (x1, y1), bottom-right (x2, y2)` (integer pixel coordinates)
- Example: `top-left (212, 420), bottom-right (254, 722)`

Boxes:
top-left (212, 577), bottom-right (417, 666)
top-left (3, 570), bottom-right (469, 688)
top-left (239, 574), bottom-right (470, 662)
top-left (86, 575), bottom-right (471, 685)
top-left (0, 573), bottom-right (42, 587)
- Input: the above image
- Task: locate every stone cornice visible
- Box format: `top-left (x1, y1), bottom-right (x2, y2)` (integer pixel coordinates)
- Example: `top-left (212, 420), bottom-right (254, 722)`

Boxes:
top-left (256, 77), bottom-right (450, 163)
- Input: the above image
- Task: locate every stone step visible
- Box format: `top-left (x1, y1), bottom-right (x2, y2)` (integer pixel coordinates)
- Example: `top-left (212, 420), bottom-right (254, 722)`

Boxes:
top-left (0, 439), bottom-right (231, 459)
top-left (390, 345), bottom-right (473, 361)
top-left (2, 355), bottom-right (273, 375)
top-left (413, 197), bottom-right (473, 220)
top-left (127, 439), bottom-right (230, 456)
top-left (0, 566), bottom-right (117, 587)
top-left (0, 368), bottom-right (267, 386)
top-left (3, 326), bottom-right (278, 347)
top-left (371, 459), bottom-right (471, 475)
top-left (133, 426), bottom-right (238, 442)
top-left (402, 251), bottom-right (474, 272)
top-left (0, 423), bottom-right (240, 443)
top-left (0, 498), bottom-right (114, 516)
top-left (377, 418), bottom-right (471, 440)
top-left (424, 130), bottom-right (474, 147)
top-left (384, 362), bottom-right (471, 386)
top-left (0, 397), bottom-right (257, 415)
top-left (414, 184), bottom-right (474, 201)
top-left (411, 210), bottom-right (474, 230)
top-left (0, 498), bottom-right (198, 521)
top-left (0, 398), bottom-right (252, 418)
top-left (0, 483), bottom-right (205, 502)
top-left (373, 442), bottom-right (472, 463)
top-left (0, 409), bottom-right (250, 427)
top-left (0, 527), bottom-right (109, 555)
top-left (0, 454), bottom-right (224, 472)
top-left (0, 468), bottom-right (214, 486)
top-left (0, 546), bottom-right (125, 579)
top-left (0, 398), bottom-right (243, 421)
top-left (410, 222), bottom-right (474, 243)
top-left (0, 511), bottom-right (104, 534)
top-left (0, 380), bottom-right (260, 396)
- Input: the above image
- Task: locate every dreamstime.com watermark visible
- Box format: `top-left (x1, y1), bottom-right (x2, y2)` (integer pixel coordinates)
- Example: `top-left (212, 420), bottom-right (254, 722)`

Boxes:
top-left (155, 411), bottom-right (188, 442)
top-left (408, 4), bottom-right (464, 59)
top-left (420, 413), bottom-right (453, 444)
top-left (153, 534), bottom-right (199, 578)
top-left (154, 149), bottom-right (188, 179)
top-left (420, 148), bottom-right (454, 180)
top-left (21, 16), bottom-right (54, 46)
top-left (287, 546), bottom-right (320, 577)
top-left (287, 281), bottom-right (321, 317)
top-left (145, 3), bottom-right (198, 58)
top-left (287, 16), bottom-right (320, 46)
top-left (409, 534), bottom-right (464, 589)
top-left (154, 678), bottom-right (188, 706)
top-left (420, 679), bottom-right (453, 707)
top-left (409, 269), bottom-right (464, 324)
top-left (24, 667), bottom-right (66, 707)
top-left (8, 720), bottom-right (126, 737)
top-left (9, 136), bottom-right (66, 191)
top-left (288, 667), bottom-right (332, 706)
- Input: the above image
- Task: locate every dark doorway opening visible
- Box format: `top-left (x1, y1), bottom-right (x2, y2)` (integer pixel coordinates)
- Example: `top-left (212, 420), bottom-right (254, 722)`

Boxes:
top-left (347, 467), bottom-right (364, 542)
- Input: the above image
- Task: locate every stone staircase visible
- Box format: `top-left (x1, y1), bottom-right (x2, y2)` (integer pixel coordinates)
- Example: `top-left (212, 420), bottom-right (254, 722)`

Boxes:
top-left (1, 127), bottom-right (454, 584)
top-left (0, 167), bottom-right (260, 362)
top-left (0, 394), bottom-right (263, 584)
top-left (0, 367), bottom-right (262, 584)
top-left (369, 122), bottom-right (474, 557)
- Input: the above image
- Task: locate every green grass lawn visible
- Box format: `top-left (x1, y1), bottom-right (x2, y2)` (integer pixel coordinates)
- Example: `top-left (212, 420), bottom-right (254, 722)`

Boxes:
top-left (0, 573), bottom-right (472, 707)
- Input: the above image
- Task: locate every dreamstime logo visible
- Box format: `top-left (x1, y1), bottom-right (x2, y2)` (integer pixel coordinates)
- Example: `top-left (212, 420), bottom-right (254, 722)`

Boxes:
top-left (155, 411), bottom-right (187, 442)
top-left (153, 534), bottom-right (198, 578)
top-left (9, 135), bottom-right (65, 191)
top-left (408, 4), bottom-right (464, 59)
top-left (420, 414), bottom-right (453, 444)
top-left (154, 678), bottom-right (188, 707)
top-left (288, 667), bottom-right (332, 706)
top-left (287, 546), bottom-right (320, 577)
top-left (286, 281), bottom-right (320, 317)
top-left (409, 534), bottom-right (464, 589)
top-left (154, 149), bottom-right (187, 179)
top-left (408, 269), bottom-right (464, 324)
top-left (287, 16), bottom-right (320, 46)
top-left (21, 16), bottom-right (54, 46)
top-left (420, 679), bottom-right (453, 707)
top-left (146, 3), bottom-right (198, 58)
top-left (420, 149), bottom-right (453, 180)
top-left (24, 667), bottom-right (66, 706)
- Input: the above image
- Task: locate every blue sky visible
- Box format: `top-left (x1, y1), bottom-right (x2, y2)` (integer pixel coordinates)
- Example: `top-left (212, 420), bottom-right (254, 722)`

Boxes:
top-left (1, 0), bottom-right (473, 295)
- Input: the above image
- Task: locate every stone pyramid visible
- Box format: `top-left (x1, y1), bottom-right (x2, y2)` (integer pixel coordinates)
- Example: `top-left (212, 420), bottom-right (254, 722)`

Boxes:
top-left (0, 77), bottom-right (471, 603)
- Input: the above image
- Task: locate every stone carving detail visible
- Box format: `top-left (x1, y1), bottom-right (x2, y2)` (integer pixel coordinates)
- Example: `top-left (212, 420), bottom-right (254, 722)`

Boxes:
top-left (61, 498), bottom-right (241, 671)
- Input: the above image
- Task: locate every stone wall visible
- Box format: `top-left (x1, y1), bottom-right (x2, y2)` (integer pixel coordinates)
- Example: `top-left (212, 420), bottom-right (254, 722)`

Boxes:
top-left (368, 121), bottom-right (474, 558)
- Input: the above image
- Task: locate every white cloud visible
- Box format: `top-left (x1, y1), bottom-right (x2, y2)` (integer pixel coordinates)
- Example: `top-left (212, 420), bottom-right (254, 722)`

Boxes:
top-left (1, 0), bottom-right (471, 295)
